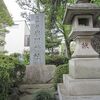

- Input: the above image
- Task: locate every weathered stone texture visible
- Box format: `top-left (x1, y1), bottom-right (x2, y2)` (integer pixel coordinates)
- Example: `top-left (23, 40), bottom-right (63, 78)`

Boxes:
top-left (91, 33), bottom-right (100, 55)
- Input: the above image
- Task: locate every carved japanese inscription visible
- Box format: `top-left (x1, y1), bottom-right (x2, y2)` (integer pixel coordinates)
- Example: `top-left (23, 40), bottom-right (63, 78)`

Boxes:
top-left (30, 13), bottom-right (45, 65)
top-left (82, 42), bottom-right (89, 49)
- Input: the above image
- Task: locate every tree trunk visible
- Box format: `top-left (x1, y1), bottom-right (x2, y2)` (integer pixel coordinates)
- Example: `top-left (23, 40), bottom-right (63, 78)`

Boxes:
top-left (62, 26), bottom-right (71, 59)
top-left (51, 48), bottom-right (54, 54)
top-left (65, 39), bottom-right (71, 59)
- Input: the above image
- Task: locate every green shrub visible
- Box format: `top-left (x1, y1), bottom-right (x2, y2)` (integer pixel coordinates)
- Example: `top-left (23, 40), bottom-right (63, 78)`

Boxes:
top-left (0, 54), bottom-right (26, 100)
top-left (10, 63), bottom-right (26, 85)
top-left (32, 90), bottom-right (55, 100)
top-left (0, 66), bottom-right (10, 100)
top-left (46, 55), bottom-right (68, 66)
top-left (53, 64), bottom-right (69, 90)
top-left (23, 50), bottom-right (30, 65)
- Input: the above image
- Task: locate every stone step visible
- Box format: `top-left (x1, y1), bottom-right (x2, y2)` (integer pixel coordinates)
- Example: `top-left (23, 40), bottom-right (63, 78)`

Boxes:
top-left (20, 84), bottom-right (54, 100)
top-left (20, 84), bottom-right (53, 90)
top-left (62, 75), bottom-right (100, 96)
top-left (58, 83), bottom-right (100, 100)
top-left (20, 95), bottom-right (33, 100)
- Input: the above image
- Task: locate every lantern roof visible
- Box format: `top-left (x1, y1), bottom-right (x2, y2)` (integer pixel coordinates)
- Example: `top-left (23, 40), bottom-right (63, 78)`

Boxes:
top-left (63, 3), bottom-right (100, 25)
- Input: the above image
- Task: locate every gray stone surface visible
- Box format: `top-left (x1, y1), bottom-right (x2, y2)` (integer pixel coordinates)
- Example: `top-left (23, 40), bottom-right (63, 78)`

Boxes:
top-left (58, 83), bottom-right (100, 100)
top-left (69, 58), bottom-right (100, 78)
top-left (25, 65), bottom-right (43, 83)
top-left (63, 3), bottom-right (100, 24)
top-left (71, 36), bottom-right (99, 58)
top-left (69, 28), bottom-right (100, 40)
top-left (20, 84), bottom-right (54, 100)
top-left (72, 15), bottom-right (93, 29)
top-left (63, 75), bottom-right (100, 96)
top-left (24, 65), bottom-right (56, 83)
top-left (25, 13), bottom-right (56, 83)
top-left (91, 34), bottom-right (100, 54)
top-left (30, 13), bottom-right (45, 65)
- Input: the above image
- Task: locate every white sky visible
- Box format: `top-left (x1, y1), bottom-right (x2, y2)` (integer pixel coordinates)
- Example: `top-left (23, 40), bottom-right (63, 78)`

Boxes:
top-left (4, 0), bottom-right (26, 54)
top-left (4, 0), bottom-right (23, 21)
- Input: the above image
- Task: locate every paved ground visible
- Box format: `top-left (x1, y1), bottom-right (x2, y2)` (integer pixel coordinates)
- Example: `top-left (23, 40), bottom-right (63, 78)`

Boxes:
top-left (20, 84), bottom-right (57, 100)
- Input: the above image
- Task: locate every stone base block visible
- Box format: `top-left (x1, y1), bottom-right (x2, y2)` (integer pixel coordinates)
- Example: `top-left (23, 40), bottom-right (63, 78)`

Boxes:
top-left (69, 58), bottom-right (100, 78)
top-left (24, 65), bottom-right (56, 84)
top-left (63, 75), bottom-right (100, 96)
top-left (58, 83), bottom-right (100, 100)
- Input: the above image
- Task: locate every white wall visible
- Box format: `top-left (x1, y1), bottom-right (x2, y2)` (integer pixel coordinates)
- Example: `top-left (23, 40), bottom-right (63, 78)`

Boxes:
top-left (5, 21), bottom-right (25, 54)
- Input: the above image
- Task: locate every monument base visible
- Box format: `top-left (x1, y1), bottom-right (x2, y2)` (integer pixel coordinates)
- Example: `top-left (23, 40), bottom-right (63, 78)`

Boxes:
top-left (58, 75), bottom-right (100, 100)
top-left (24, 65), bottom-right (56, 84)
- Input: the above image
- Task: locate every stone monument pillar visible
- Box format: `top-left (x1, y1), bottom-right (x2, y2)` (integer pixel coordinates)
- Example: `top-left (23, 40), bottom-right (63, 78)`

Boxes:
top-left (58, 1), bottom-right (100, 100)
top-left (25, 13), bottom-right (56, 83)
top-left (30, 13), bottom-right (45, 65)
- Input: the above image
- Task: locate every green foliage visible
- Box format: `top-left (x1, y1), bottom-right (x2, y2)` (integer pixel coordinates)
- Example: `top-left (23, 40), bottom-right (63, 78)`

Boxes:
top-left (0, 0), bottom-right (13, 50)
top-left (10, 53), bottom-right (21, 58)
top-left (0, 54), bottom-right (18, 67)
top-left (53, 64), bottom-right (69, 89)
top-left (0, 54), bottom-right (26, 100)
top-left (10, 63), bottom-right (26, 85)
top-left (0, 66), bottom-right (10, 100)
top-left (45, 31), bottom-right (61, 54)
top-left (0, 0), bottom-right (13, 27)
top-left (93, 0), bottom-right (100, 6)
top-left (46, 55), bottom-right (68, 66)
top-left (0, 54), bottom-right (15, 100)
top-left (23, 50), bottom-right (30, 65)
top-left (32, 90), bottom-right (55, 100)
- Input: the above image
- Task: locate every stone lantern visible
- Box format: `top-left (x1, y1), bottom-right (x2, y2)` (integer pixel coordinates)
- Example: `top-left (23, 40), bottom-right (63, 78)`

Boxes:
top-left (58, 1), bottom-right (100, 100)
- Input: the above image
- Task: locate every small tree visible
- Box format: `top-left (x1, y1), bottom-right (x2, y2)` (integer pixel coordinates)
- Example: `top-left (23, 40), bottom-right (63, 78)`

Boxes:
top-left (45, 31), bottom-right (61, 54)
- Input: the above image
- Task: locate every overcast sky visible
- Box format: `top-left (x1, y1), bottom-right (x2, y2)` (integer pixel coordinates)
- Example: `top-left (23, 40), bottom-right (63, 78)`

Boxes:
top-left (4, 0), bottom-right (23, 21)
